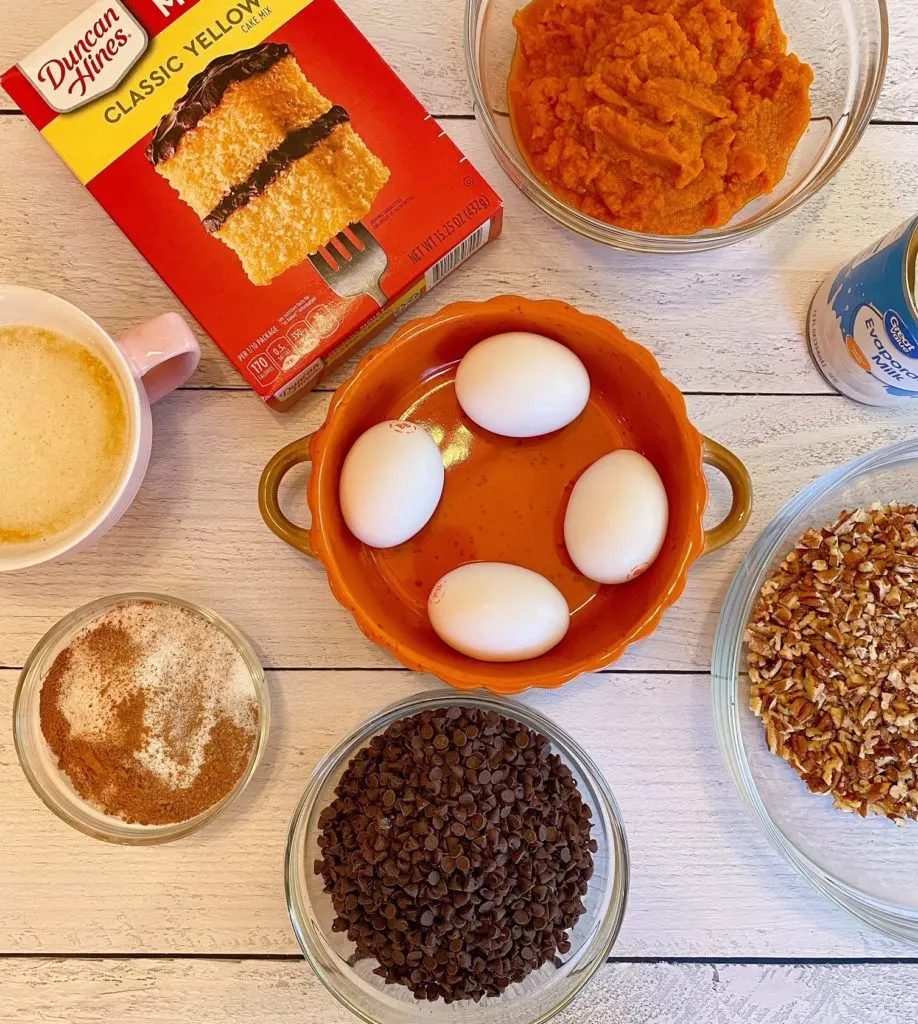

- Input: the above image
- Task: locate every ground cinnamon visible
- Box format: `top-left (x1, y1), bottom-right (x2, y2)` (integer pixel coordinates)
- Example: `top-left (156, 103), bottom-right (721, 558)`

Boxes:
top-left (39, 600), bottom-right (259, 826)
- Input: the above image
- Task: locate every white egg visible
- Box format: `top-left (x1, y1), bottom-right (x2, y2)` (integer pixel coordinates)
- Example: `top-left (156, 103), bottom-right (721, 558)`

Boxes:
top-left (428, 562), bottom-right (569, 662)
top-left (455, 332), bottom-right (590, 438)
top-left (563, 450), bottom-right (669, 585)
top-left (339, 421), bottom-right (444, 548)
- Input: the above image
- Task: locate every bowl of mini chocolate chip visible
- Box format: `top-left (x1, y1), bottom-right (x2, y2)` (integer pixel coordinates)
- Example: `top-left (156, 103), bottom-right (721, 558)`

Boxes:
top-left (286, 691), bottom-right (628, 1022)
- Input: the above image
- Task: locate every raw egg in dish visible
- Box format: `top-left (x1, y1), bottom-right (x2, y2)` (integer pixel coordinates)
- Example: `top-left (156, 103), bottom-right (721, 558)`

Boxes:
top-left (428, 562), bottom-right (569, 662)
top-left (455, 332), bottom-right (590, 437)
top-left (564, 449), bottom-right (669, 584)
top-left (339, 421), bottom-right (444, 548)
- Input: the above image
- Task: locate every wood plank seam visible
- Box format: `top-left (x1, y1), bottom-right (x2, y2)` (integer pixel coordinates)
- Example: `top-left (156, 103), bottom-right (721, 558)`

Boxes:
top-left (0, 664), bottom-right (714, 673)
top-left (1, 948), bottom-right (901, 963)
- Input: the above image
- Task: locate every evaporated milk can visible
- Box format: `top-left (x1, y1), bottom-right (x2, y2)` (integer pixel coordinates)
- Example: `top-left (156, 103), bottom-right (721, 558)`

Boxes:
top-left (808, 215), bottom-right (918, 405)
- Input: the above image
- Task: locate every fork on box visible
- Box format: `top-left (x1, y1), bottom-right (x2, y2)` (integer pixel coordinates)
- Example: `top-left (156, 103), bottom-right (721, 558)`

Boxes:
top-left (308, 222), bottom-right (389, 306)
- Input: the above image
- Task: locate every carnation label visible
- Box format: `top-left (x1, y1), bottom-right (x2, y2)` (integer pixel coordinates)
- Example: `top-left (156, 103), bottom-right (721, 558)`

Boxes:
top-left (19, 0), bottom-right (149, 113)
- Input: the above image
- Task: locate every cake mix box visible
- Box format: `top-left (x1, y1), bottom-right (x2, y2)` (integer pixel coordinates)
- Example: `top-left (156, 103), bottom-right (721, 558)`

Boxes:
top-left (3, 0), bottom-right (502, 407)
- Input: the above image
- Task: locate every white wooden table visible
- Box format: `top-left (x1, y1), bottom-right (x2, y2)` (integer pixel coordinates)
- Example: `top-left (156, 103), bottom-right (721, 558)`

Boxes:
top-left (3, 2), bottom-right (918, 1020)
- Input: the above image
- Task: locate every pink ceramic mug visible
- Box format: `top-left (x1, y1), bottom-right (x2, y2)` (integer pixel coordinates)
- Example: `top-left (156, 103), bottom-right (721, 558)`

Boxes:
top-left (0, 284), bottom-right (200, 571)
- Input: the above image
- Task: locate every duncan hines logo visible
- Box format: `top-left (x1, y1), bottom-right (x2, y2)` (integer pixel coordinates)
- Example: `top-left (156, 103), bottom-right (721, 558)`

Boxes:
top-left (19, 0), bottom-right (149, 113)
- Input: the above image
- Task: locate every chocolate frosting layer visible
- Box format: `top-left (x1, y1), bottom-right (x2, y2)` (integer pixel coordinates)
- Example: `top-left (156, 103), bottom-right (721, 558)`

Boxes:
top-left (203, 105), bottom-right (351, 233)
top-left (146, 42), bottom-right (291, 165)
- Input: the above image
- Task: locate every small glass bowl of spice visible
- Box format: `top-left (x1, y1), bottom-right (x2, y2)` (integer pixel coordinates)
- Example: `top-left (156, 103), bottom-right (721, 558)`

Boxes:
top-left (286, 690), bottom-right (628, 1024)
top-left (13, 593), bottom-right (269, 844)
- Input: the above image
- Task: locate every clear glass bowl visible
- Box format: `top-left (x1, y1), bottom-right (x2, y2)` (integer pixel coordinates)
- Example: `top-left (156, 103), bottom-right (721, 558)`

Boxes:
top-left (13, 593), bottom-right (270, 845)
top-left (286, 690), bottom-right (629, 1024)
top-left (465, 0), bottom-right (888, 252)
top-left (712, 439), bottom-right (918, 944)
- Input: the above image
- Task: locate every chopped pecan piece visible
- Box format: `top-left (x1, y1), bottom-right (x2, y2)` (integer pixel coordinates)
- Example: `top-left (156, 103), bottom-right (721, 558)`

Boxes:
top-left (747, 503), bottom-right (918, 823)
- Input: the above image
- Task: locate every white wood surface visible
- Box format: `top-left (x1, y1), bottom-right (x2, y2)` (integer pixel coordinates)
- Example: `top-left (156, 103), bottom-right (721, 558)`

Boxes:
top-left (1, 0), bottom-right (916, 121)
top-left (2, 392), bottom-right (917, 672)
top-left (3, 0), bottom-right (918, 1019)
top-left (3, 668), bottom-right (915, 958)
top-left (2, 959), bottom-right (917, 1023)
top-left (4, 116), bottom-right (918, 396)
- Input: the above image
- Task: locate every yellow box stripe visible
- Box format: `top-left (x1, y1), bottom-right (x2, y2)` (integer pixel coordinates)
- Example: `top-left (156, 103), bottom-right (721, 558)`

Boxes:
top-left (41, 0), bottom-right (312, 184)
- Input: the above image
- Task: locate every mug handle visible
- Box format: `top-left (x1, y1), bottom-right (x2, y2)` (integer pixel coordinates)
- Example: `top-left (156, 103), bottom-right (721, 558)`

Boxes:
top-left (258, 434), bottom-right (317, 558)
top-left (702, 436), bottom-right (752, 553)
top-left (117, 313), bottom-right (201, 403)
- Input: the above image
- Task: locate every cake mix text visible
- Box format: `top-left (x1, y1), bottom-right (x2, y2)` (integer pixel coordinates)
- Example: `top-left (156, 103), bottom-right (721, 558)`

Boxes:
top-left (408, 196), bottom-right (493, 264)
top-left (103, 0), bottom-right (271, 123)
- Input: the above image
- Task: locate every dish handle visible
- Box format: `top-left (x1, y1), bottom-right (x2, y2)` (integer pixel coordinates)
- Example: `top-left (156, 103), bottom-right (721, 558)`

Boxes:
top-left (701, 436), bottom-right (752, 553)
top-left (258, 434), bottom-right (317, 558)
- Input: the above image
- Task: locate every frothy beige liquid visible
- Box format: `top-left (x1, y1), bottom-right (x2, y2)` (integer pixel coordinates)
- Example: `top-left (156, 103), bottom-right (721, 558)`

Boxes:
top-left (0, 325), bottom-right (130, 545)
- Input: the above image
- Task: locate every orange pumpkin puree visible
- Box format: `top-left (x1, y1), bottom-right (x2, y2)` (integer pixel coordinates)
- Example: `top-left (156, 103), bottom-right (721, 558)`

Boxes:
top-left (509, 0), bottom-right (813, 234)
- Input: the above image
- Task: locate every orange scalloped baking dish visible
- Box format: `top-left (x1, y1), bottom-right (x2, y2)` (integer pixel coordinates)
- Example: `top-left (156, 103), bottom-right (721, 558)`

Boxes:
top-left (260, 296), bottom-right (752, 692)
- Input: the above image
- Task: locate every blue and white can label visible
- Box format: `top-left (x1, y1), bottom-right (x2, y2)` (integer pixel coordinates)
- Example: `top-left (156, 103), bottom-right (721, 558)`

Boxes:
top-left (808, 215), bottom-right (918, 406)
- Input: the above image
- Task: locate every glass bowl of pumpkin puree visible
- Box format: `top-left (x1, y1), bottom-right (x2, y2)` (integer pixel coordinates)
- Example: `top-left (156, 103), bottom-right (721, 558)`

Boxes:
top-left (465, 0), bottom-right (887, 251)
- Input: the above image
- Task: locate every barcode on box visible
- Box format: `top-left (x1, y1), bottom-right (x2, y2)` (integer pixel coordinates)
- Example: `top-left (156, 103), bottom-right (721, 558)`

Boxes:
top-left (425, 221), bottom-right (491, 289)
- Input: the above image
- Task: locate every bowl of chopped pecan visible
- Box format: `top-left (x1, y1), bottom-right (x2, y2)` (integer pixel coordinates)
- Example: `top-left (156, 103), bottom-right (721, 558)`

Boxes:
top-left (712, 437), bottom-right (918, 944)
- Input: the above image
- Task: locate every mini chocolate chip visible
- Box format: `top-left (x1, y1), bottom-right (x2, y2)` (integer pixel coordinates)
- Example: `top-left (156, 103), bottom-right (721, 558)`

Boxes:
top-left (314, 706), bottom-right (594, 1004)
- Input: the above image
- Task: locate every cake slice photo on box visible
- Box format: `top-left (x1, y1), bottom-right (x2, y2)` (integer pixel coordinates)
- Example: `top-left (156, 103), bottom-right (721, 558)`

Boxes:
top-left (146, 42), bottom-right (391, 287)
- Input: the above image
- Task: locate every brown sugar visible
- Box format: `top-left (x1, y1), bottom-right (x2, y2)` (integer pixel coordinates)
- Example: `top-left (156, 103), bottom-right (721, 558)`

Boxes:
top-left (509, 0), bottom-right (813, 234)
top-left (39, 601), bottom-right (259, 826)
